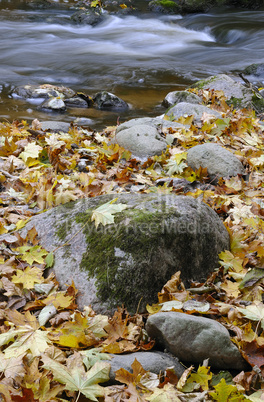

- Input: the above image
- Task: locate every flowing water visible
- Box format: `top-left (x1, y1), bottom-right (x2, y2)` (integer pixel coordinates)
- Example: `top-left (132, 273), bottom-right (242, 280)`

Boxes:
top-left (1, 0), bottom-right (264, 128)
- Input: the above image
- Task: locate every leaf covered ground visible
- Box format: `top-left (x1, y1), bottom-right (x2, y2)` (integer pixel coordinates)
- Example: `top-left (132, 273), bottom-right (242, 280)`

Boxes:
top-left (0, 89), bottom-right (264, 401)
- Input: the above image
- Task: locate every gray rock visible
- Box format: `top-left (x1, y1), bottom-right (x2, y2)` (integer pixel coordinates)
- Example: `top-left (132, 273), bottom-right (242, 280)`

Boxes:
top-left (12, 84), bottom-right (75, 99)
top-left (187, 143), bottom-right (245, 182)
top-left (116, 117), bottom-right (185, 134)
top-left (107, 351), bottom-right (185, 383)
top-left (40, 97), bottom-right (66, 112)
top-left (20, 193), bottom-right (229, 314)
top-left (71, 9), bottom-right (104, 26)
top-left (93, 91), bottom-right (128, 111)
top-left (39, 121), bottom-right (70, 132)
top-left (163, 91), bottom-right (202, 108)
top-left (192, 74), bottom-right (264, 113)
top-left (146, 312), bottom-right (248, 370)
top-left (165, 102), bottom-right (221, 124)
top-left (64, 97), bottom-right (89, 108)
top-left (115, 124), bottom-right (167, 158)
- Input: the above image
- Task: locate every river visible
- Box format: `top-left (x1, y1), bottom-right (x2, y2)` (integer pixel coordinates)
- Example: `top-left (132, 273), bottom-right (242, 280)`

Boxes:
top-left (1, 0), bottom-right (264, 128)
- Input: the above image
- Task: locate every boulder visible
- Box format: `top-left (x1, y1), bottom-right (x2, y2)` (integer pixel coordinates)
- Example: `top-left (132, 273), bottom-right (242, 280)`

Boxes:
top-left (93, 91), bottom-right (128, 111)
top-left (146, 312), bottom-right (248, 370)
top-left (114, 117), bottom-right (186, 158)
top-left (162, 90), bottom-right (202, 108)
top-left (165, 102), bottom-right (221, 124)
top-left (115, 124), bottom-right (167, 158)
top-left (187, 143), bottom-right (245, 182)
top-left (21, 193), bottom-right (229, 314)
top-left (107, 351), bottom-right (185, 383)
top-left (192, 74), bottom-right (264, 113)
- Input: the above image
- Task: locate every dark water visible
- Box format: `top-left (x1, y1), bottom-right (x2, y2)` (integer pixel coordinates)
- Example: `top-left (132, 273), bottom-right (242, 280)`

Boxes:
top-left (1, 0), bottom-right (264, 128)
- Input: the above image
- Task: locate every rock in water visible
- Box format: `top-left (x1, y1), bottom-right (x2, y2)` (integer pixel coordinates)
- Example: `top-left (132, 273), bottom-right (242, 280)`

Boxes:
top-left (21, 193), bottom-right (229, 314)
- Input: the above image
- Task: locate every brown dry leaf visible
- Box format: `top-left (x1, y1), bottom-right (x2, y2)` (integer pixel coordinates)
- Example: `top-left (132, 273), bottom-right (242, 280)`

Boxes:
top-left (241, 341), bottom-right (264, 369)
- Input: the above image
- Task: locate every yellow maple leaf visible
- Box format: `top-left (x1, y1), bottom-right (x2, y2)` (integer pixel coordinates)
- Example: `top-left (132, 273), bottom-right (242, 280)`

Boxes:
top-left (12, 266), bottom-right (43, 289)
top-left (17, 245), bottom-right (48, 265)
top-left (48, 312), bottom-right (101, 348)
top-left (19, 142), bottom-right (43, 162)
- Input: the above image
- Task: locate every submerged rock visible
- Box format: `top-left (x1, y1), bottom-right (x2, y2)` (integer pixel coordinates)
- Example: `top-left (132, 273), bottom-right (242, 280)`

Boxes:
top-left (21, 193), bottom-right (229, 314)
top-left (187, 143), bottom-right (245, 182)
top-left (146, 312), bottom-right (248, 370)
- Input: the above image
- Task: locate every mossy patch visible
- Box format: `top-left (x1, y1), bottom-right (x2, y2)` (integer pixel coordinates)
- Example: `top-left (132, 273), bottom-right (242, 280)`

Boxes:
top-left (74, 205), bottom-right (184, 311)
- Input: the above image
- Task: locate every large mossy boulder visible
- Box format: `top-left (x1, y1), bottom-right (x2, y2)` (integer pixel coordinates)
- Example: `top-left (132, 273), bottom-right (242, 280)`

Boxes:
top-left (21, 193), bottom-right (229, 314)
top-left (191, 74), bottom-right (264, 113)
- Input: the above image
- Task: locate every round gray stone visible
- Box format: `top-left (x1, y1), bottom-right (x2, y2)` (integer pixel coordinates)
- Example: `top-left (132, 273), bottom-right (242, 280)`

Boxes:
top-left (187, 142), bottom-right (245, 182)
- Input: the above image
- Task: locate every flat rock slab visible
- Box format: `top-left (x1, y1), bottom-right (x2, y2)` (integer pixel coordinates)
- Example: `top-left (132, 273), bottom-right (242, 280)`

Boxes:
top-left (146, 312), bottom-right (248, 370)
top-left (165, 102), bottom-right (221, 124)
top-left (21, 193), bottom-right (229, 314)
top-left (187, 143), bottom-right (245, 182)
top-left (107, 351), bottom-right (185, 384)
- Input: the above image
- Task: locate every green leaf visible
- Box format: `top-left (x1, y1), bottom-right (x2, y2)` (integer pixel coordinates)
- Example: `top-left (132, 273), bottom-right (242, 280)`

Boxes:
top-left (45, 252), bottom-right (54, 268)
top-left (90, 198), bottom-right (127, 228)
